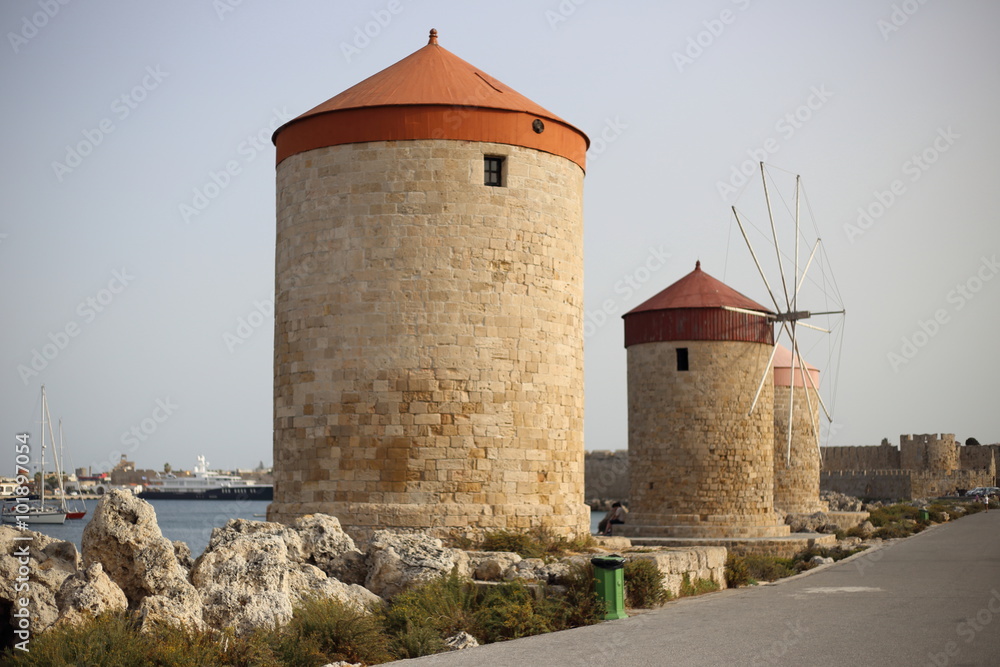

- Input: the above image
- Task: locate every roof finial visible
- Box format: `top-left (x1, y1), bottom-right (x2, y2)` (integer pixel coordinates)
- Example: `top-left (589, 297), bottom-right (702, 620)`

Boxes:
top-left (695, 260), bottom-right (701, 270)
top-left (428, 28), bottom-right (438, 45)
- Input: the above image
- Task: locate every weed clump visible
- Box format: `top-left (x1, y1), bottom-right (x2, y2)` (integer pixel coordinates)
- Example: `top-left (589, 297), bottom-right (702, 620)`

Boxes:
top-left (623, 558), bottom-right (669, 608)
top-left (272, 595), bottom-right (393, 666)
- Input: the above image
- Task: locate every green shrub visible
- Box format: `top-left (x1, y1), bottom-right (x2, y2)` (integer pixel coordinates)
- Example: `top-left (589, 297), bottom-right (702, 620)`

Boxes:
top-left (391, 620), bottom-right (447, 660)
top-left (1, 612), bottom-right (150, 667)
top-left (381, 570), bottom-right (478, 655)
top-left (623, 559), bottom-right (669, 608)
top-left (476, 528), bottom-right (597, 560)
top-left (542, 561), bottom-right (604, 630)
top-left (273, 595), bottom-right (393, 667)
top-left (679, 573), bottom-right (720, 597)
top-left (471, 583), bottom-right (552, 643)
top-left (479, 529), bottom-right (546, 559)
top-left (725, 553), bottom-right (795, 585)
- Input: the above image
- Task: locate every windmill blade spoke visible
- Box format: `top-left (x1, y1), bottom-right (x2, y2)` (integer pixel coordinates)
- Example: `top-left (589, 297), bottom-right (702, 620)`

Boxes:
top-left (795, 239), bottom-right (821, 297)
top-left (761, 163), bottom-right (792, 311)
top-left (793, 336), bottom-right (833, 422)
top-left (795, 321), bottom-right (832, 333)
top-left (733, 207), bottom-right (783, 313)
top-left (721, 305), bottom-right (775, 319)
top-left (786, 323), bottom-right (796, 465)
top-left (748, 340), bottom-right (781, 416)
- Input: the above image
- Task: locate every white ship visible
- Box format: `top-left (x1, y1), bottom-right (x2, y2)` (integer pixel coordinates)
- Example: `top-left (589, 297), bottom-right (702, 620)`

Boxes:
top-left (137, 456), bottom-right (273, 500)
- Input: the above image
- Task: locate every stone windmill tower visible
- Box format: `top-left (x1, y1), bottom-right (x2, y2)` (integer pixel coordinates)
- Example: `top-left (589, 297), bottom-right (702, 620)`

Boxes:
top-left (772, 344), bottom-right (827, 514)
top-left (620, 262), bottom-right (789, 538)
top-left (268, 30), bottom-right (590, 540)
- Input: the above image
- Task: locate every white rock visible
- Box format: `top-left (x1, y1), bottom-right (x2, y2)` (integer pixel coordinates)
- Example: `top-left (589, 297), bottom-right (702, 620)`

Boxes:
top-left (81, 490), bottom-right (204, 631)
top-left (0, 526), bottom-right (79, 632)
top-left (55, 562), bottom-right (128, 626)
top-left (192, 518), bottom-right (381, 635)
top-left (444, 631), bottom-right (480, 651)
top-left (365, 531), bottom-right (469, 598)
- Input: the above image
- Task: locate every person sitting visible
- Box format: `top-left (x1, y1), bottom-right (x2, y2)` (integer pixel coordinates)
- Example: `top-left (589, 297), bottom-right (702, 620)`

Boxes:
top-left (601, 501), bottom-right (628, 535)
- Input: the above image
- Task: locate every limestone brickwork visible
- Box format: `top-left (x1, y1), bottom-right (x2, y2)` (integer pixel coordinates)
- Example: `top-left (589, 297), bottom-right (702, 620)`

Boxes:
top-left (821, 443), bottom-right (900, 471)
top-left (900, 433), bottom-right (959, 472)
top-left (821, 433), bottom-right (996, 499)
top-left (621, 340), bottom-right (789, 538)
top-left (773, 385), bottom-right (827, 514)
top-left (268, 139), bottom-right (588, 541)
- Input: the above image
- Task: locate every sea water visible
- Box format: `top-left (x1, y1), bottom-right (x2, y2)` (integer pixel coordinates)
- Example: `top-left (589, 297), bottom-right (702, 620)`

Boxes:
top-left (24, 498), bottom-right (271, 558)
top-left (29, 501), bottom-right (607, 558)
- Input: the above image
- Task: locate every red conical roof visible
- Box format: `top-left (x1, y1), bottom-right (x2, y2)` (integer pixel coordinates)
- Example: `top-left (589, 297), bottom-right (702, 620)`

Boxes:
top-left (623, 262), bottom-right (774, 347)
top-left (273, 29), bottom-right (589, 169)
top-left (626, 261), bottom-right (773, 315)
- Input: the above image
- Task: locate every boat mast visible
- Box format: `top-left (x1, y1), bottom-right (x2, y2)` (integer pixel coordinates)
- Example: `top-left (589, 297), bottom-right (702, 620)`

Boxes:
top-left (39, 385), bottom-right (47, 508)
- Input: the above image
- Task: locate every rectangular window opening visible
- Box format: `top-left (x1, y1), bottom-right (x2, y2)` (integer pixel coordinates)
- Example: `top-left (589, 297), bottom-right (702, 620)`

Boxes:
top-left (676, 347), bottom-right (689, 372)
top-left (484, 155), bottom-right (505, 187)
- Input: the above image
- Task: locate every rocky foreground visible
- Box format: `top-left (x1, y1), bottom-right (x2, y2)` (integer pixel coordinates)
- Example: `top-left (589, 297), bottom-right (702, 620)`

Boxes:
top-left (0, 490), bottom-right (612, 638)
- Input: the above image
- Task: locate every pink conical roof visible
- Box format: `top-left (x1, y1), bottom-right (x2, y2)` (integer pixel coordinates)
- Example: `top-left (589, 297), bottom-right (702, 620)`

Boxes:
top-left (773, 344), bottom-right (820, 388)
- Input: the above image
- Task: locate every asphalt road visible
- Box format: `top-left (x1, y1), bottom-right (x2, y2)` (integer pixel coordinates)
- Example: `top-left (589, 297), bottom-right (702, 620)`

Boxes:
top-left (389, 508), bottom-right (1000, 666)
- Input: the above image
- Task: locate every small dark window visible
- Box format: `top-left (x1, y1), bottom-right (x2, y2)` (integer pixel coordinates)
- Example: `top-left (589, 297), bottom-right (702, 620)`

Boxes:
top-left (676, 347), bottom-right (689, 372)
top-left (484, 156), bottom-right (505, 187)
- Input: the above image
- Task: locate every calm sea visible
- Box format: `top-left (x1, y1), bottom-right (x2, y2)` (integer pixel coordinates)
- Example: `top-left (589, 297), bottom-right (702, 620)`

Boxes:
top-left (25, 498), bottom-right (271, 558)
top-left (28, 501), bottom-right (607, 558)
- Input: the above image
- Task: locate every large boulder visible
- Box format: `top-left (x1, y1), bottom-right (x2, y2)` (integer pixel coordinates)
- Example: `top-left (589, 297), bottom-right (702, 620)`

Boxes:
top-left (785, 512), bottom-right (830, 533)
top-left (365, 531), bottom-right (470, 598)
top-left (466, 551), bottom-right (522, 582)
top-left (293, 514), bottom-right (367, 585)
top-left (191, 518), bottom-right (381, 636)
top-left (55, 562), bottom-right (128, 626)
top-left (81, 490), bottom-right (204, 631)
top-left (0, 526), bottom-right (79, 633)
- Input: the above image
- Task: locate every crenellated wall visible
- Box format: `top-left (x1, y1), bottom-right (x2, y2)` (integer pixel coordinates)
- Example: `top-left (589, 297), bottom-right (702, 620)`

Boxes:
top-left (821, 443), bottom-right (900, 471)
top-left (900, 433), bottom-right (959, 472)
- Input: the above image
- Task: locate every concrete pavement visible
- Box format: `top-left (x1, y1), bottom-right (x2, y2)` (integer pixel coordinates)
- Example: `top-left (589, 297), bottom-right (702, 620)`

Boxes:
top-left (388, 508), bottom-right (1000, 666)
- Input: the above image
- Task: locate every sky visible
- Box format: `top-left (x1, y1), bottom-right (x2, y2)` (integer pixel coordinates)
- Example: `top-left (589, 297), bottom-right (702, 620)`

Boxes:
top-left (2, 0), bottom-right (998, 474)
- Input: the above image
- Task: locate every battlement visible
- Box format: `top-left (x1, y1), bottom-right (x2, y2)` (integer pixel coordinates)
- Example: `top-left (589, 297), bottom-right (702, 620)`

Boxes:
top-left (900, 433), bottom-right (956, 447)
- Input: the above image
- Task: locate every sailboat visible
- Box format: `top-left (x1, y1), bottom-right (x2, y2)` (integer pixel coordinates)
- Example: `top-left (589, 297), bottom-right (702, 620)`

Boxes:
top-left (55, 420), bottom-right (86, 520)
top-left (1, 386), bottom-right (67, 525)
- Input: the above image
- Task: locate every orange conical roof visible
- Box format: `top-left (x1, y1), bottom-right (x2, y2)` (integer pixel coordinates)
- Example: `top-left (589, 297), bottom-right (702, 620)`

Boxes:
top-left (273, 29), bottom-right (589, 169)
top-left (291, 29), bottom-right (567, 122)
top-left (626, 261), bottom-right (773, 315)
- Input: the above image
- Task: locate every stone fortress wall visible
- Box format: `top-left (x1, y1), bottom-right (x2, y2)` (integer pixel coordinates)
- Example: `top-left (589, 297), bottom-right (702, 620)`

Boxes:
top-left (584, 450), bottom-right (629, 507)
top-left (587, 435), bottom-right (999, 505)
top-left (819, 434), bottom-right (997, 500)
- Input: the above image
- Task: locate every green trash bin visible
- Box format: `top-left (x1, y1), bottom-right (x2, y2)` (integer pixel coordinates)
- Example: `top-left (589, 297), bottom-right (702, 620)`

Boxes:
top-left (591, 555), bottom-right (628, 620)
top-left (919, 509), bottom-right (930, 521)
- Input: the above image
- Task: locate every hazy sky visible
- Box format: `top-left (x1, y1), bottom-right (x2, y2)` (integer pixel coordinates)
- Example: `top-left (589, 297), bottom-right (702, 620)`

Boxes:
top-left (2, 1), bottom-right (998, 474)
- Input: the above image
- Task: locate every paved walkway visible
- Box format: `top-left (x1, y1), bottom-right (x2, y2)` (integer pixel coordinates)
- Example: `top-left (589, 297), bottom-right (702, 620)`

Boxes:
top-left (388, 508), bottom-right (1000, 666)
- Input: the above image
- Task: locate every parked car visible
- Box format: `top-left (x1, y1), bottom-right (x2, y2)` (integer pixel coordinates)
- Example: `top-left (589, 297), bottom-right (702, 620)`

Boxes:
top-left (966, 487), bottom-right (999, 497)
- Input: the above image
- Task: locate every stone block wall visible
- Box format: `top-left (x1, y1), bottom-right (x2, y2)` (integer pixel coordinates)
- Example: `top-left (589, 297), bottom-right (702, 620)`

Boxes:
top-left (623, 340), bottom-right (788, 538)
top-left (900, 433), bottom-right (958, 472)
top-left (960, 445), bottom-right (997, 481)
top-left (628, 547), bottom-right (727, 597)
top-left (910, 470), bottom-right (992, 498)
top-left (584, 450), bottom-right (629, 505)
top-left (821, 443), bottom-right (900, 471)
top-left (820, 470), bottom-right (913, 499)
top-left (773, 385), bottom-right (826, 514)
top-left (269, 139), bottom-right (588, 540)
